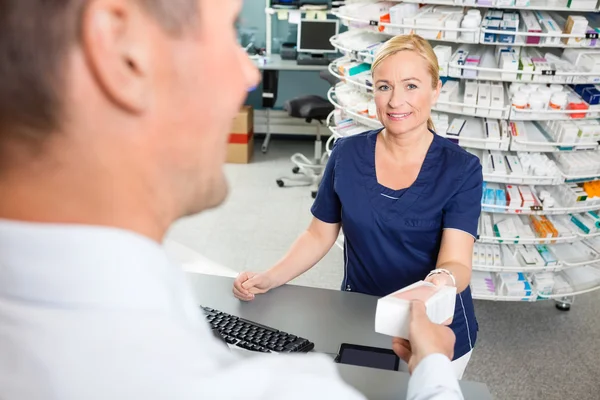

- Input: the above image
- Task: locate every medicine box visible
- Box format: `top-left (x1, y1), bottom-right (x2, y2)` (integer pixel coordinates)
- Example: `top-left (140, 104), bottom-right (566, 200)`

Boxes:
top-left (375, 281), bottom-right (457, 339)
top-left (339, 62), bottom-right (371, 77)
top-left (499, 20), bottom-right (518, 44)
top-left (519, 57), bottom-right (534, 82)
top-left (500, 53), bottom-right (519, 81)
top-left (490, 83), bottom-right (505, 118)
top-left (463, 55), bottom-right (481, 80)
top-left (562, 16), bottom-right (588, 46)
top-left (540, 19), bottom-right (561, 46)
top-left (444, 13), bottom-right (462, 41)
top-left (520, 10), bottom-right (542, 45)
top-left (483, 20), bottom-right (500, 43)
top-left (463, 81), bottom-right (478, 114)
top-left (476, 82), bottom-right (491, 117)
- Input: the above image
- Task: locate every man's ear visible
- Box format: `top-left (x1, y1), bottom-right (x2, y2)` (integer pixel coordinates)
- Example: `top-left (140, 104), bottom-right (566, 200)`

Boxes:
top-left (81, 0), bottom-right (152, 113)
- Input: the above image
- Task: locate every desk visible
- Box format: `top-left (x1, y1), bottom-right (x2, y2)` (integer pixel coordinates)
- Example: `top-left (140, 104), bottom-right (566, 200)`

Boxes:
top-left (187, 273), bottom-right (493, 400)
top-left (252, 54), bottom-right (330, 72)
top-left (251, 54), bottom-right (330, 153)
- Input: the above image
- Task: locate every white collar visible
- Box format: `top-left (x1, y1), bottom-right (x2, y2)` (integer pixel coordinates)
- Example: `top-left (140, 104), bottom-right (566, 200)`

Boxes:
top-left (0, 219), bottom-right (184, 312)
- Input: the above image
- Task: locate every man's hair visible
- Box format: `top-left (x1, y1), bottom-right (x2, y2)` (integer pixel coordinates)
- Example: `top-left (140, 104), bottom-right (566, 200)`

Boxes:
top-left (0, 0), bottom-right (196, 138)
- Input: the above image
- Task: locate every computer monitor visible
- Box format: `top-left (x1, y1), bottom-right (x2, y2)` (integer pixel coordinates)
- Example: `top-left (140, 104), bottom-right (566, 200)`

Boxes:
top-left (297, 19), bottom-right (339, 54)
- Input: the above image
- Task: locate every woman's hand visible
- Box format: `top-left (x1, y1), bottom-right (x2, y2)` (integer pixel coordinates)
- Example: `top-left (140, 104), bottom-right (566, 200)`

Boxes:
top-left (425, 272), bottom-right (455, 288)
top-left (232, 271), bottom-right (275, 301)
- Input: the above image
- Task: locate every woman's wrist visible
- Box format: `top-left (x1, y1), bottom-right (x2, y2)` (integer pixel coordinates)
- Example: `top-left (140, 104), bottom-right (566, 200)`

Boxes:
top-left (264, 267), bottom-right (286, 290)
top-left (426, 269), bottom-right (456, 287)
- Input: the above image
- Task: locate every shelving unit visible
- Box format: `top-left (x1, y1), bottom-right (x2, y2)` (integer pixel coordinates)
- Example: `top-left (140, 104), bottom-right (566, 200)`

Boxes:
top-left (400, 0), bottom-right (599, 13)
top-left (327, 0), bottom-right (600, 309)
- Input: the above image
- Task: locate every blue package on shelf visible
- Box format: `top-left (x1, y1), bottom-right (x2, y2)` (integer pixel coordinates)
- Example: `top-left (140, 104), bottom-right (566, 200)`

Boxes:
top-left (582, 88), bottom-right (600, 105)
top-left (572, 84), bottom-right (595, 97)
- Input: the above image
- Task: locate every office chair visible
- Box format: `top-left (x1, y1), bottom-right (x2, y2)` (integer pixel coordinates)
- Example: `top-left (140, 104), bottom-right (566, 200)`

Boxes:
top-left (276, 70), bottom-right (339, 198)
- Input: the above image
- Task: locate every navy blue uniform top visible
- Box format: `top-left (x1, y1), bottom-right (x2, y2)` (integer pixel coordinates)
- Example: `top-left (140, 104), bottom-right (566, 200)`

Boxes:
top-left (311, 129), bottom-right (483, 360)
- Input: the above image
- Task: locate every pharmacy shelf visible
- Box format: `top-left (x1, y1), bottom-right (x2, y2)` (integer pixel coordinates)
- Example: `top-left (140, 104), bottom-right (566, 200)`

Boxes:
top-left (471, 291), bottom-right (538, 301)
top-left (552, 240), bottom-right (600, 267)
top-left (482, 172), bottom-right (562, 185)
top-left (560, 171), bottom-right (600, 183)
top-left (328, 3), bottom-right (600, 305)
top-left (472, 263), bottom-right (564, 273)
top-left (538, 284), bottom-right (600, 298)
top-left (331, 37), bottom-right (600, 84)
top-left (326, 111), bottom-right (372, 140)
top-left (447, 47), bottom-right (600, 84)
top-left (328, 59), bottom-right (372, 91)
top-left (327, 96), bottom-right (600, 156)
top-left (509, 106), bottom-right (600, 121)
top-left (478, 28), bottom-right (600, 49)
top-left (510, 121), bottom-right (600, 152)
top-left (334, 11), bottom-right (600, 49)
top-left (482, 201), bottom-right (600, 215)
top-left (327, 87), bottom-right (383, 129)
top-left (467, 149), bottom-right (564, 185)
top-left (334, 12), bottom-right (480, 45)
top-left (329, 80), bottom-right (512, 120)
top-left (478, 234), bottom-right (579, 244)
top-left (473, 284), bottom-right (600, 300)
top-left (399, 0), bottom-right (600, 12)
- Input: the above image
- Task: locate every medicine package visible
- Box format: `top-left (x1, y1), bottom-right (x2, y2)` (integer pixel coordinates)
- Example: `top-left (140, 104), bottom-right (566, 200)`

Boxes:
top-left (375, 281), bottom-right (457, 339)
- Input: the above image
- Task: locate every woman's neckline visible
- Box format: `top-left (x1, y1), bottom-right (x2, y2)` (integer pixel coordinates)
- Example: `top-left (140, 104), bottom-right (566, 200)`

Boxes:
top-left (369, 128), bottom-right (438, 196)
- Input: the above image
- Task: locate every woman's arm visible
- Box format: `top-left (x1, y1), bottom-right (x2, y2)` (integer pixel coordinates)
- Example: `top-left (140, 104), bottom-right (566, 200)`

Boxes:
top-left (428, 156), bottom-right (482, 292)
top-left (267, 217), bottom-right (341, 288)
top-left (429, 229), bottom-right (474, 292)
top-left (233, 217), bottom-right (341, 300)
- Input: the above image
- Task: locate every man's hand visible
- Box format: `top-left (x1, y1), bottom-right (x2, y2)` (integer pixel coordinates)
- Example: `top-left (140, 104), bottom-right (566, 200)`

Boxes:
top-left (232, 271), bottom-right (275, 301)
top-left (392, 301), bottom-right (456, 374)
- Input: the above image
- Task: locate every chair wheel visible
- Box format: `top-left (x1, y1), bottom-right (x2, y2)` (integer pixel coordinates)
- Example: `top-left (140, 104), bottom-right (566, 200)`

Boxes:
top-left (276, 179), bottom-right (285, 188)
top-left (311, 191), bottom-right (318, 199)
top-left (292, 166), bottom-right (300, 174)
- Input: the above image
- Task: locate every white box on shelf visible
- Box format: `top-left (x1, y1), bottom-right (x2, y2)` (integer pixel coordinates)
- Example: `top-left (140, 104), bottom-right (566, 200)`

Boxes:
top-left (463, 80), bottom-right (478, 114)
top-left (500, 52), bottom-right (519, 81)
top-left (489, 83), bottom-right (505, 118)
top-left (519, 57), bottom-right (534, 82)
top-left (485, 119), bottom-right (501, 141)
top-left (476, 82), bottom-right (491, 117)
top-left (444, 13), bottom-right (462, 41)
top-left (375, 281), bottom-right (457, 339)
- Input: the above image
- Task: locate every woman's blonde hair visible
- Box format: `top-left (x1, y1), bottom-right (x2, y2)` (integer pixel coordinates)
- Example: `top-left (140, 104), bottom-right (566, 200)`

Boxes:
top-left (371, 34), bottom-right (439, 132)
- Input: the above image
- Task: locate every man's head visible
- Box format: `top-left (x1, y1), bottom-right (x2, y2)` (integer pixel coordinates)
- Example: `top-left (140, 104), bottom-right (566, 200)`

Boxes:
top-left (0, 0), bottom-right (259, 238)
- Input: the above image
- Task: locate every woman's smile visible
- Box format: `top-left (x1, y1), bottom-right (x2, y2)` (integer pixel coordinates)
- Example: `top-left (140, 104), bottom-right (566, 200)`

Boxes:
top-left (387, 112), bottom-right (413, 122)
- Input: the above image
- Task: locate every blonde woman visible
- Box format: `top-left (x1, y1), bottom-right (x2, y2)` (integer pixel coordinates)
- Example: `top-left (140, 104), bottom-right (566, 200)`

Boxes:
top-left (233, 35), bottom-right (483, 379)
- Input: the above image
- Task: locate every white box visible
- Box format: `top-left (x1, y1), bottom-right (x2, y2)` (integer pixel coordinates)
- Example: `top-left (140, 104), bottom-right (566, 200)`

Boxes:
top-left (375, 281), bottom-right (457, 339)
top-left (485, 119), bottom-right (501, 141)
top-left (489, 83), bottom-right (505, 118)
top-left (476, 82), bottom-right (491, 117)
top-left (493, 246), bottom-right (502, 266)
top-left (444, 13), bottom-right (462, 41)
top-left (500, 52), bottom-right (519, 81)
top-left (463, 80), bottom-right (478, 114)
top-left (519, 57), bottom-right (534, 81)
top-left (540, 19), bottom-right (561, 46)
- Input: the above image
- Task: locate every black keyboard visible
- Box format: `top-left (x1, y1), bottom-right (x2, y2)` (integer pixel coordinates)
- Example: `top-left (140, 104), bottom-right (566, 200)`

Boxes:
top-left (201, 306), bottom-right (315, 354)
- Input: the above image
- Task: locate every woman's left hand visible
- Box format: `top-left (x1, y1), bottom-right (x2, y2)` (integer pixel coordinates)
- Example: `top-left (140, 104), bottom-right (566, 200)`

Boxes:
top-left (425, 272), bottom-right (455, 325)
top-left (425, 272), bottom-right (455, 288)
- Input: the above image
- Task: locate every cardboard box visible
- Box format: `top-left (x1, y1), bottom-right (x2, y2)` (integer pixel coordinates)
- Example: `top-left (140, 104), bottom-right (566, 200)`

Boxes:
top-left (227, 106), bottom-right (254, 164)
top-left (231, 106), bottom-right (253, 134)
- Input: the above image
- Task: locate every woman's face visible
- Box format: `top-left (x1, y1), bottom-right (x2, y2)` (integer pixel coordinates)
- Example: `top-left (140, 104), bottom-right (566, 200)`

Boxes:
top-left (373, 51), bottom-right (441, 135)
